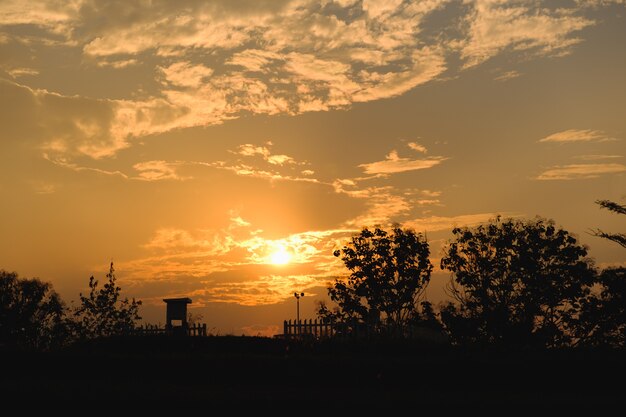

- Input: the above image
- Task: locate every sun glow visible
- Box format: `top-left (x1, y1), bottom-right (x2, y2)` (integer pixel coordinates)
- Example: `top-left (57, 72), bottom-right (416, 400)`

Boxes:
top-left (270, 246), bottom-right (291, 265)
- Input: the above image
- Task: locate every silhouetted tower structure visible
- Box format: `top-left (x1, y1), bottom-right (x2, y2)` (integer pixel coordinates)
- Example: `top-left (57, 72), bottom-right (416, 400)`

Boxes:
top-left (163, 297), bottom-right (192, 336)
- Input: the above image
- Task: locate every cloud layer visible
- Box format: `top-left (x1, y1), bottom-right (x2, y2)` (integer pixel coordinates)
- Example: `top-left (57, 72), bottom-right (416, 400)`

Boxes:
top-left (0, 0), bottom-right (602, 159)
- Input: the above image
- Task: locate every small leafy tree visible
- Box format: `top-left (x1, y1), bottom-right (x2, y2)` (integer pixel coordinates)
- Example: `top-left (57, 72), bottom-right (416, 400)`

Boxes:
top-left (73, 262), bottom-right (141, 339)
top-left (440, 217), bottom-right (596, 348)
top-left (0, 270), bottom-right (67, 350)
top-left (319, 226), bottom-right (433, 337)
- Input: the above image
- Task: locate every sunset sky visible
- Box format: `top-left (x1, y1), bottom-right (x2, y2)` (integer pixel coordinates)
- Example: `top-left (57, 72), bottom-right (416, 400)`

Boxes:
top-left (1, 0), bottom-right (624, 336)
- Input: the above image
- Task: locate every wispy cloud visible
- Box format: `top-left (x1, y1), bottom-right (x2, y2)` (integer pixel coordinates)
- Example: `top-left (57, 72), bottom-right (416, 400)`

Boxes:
top-left (344, 187), bottom-right (412, 227)
top-left (133, 160), bottom-right (189, 181)
top-left (535, 163), bottom-right (626, 180)
top-left (538, 129), bottom-right (617, 143)
top-left (0, 0), bottom-right (78, 35)
top-left (494, 70), bottom-right (521, 82)
top-left (405, 212), bottom-right (523, 233)
top-left (45, 153), bottom-right (193, 182)
top-left (43, 153), bottom-right (129, 178)
top-left (211, 162), bottom-right (320, 184)
top-left (143, 228), bottom-right (224, 253)
top-left (187, 273), bottom-right (328, 306)
top-left (227, 49), bottom-right (282, 72)
top-left (408, 142), bottom-right (428, 153)
top-left (1, 79), bottom-right (127, 159)
top-left (577, 0), bottom-right (626, 7)
top-left (332, 180), bottom-right (441, 227)
top-left (574, 154), bottom-right (623, 161)
top-left (235, 142), bottom-right (297, 166)
top-left (183, 142), bottom-right (319, 183)
top-left (159, 62), bottom-right (214, 89)
top-left (359, 150), bottom-right (446, 175)
top-left (420, 189), bottom-right (442, 198)
top-left (6, 67), bottom-right (40, 78)
top-left (460, 0), bottom-right (593, 68)
top-left (96, 59), bottom-right (139, 69)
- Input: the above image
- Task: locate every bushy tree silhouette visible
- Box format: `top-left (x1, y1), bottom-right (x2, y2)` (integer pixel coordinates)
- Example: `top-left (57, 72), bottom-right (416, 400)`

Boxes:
top-left (73, 262), bottom-right (141, 339)
top-left (319, 226), bottom-right (433, 337)
top-left (579, 267), bottom-right (626, 347)
top-left (0, 270), bottom-right (67, 350)
top-left (440, 217), bottom-right (596, 348)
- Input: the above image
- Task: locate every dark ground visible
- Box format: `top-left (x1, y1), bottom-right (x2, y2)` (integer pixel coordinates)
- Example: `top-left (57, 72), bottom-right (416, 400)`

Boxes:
top-left (1, 336), bottom-right (625, 409)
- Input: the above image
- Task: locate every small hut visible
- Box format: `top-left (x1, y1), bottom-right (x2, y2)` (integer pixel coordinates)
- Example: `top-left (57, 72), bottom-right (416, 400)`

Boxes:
top-left (163, 297), bottom-right (192, 336)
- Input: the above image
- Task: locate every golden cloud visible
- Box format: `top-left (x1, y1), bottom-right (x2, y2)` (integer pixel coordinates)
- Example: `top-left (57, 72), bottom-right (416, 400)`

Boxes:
top-left (538, 129), bottom-right (617, 143)
top-left (359, 150), bottom-right (447, 175)
top-left (535, 163), bottom-right (626, 180)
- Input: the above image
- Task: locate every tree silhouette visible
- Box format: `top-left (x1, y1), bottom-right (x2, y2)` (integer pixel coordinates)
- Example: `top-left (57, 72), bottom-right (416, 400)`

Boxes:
top-left (578, 200), bottom-right (626, 347)
top-left (578, 267), bottom-right (626, 347)
top-left (0, 270), bottom-right (67, 350)
top-left (440, 217), bottom-right (596, 348)
top-left (73, 262), bottom-right (142, 339)
top-left (592, 199), bottom-right (625, 248)
top-left (319, 226), bottom-right (433, 337)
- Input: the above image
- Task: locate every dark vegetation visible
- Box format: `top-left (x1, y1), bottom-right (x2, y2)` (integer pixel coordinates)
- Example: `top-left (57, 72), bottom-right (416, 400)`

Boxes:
top-left (0, 262), bottom-right (140, 351)
top-left (319, 202), bottom-right (625, 350)
top-left (0, 200), bottom-right (624, 405)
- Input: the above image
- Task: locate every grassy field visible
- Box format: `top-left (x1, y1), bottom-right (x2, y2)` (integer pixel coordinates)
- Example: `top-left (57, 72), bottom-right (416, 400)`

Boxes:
top-left (2, 336), bottom-right (625, 408)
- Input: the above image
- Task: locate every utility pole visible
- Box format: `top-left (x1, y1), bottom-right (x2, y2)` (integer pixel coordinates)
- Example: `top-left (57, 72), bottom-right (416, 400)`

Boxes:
top-left (294, 292), bottom-right (304, 324)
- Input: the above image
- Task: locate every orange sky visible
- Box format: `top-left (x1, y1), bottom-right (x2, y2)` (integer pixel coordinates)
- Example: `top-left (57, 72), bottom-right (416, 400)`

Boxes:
top-left (0, 0), bottom-right (624, 336)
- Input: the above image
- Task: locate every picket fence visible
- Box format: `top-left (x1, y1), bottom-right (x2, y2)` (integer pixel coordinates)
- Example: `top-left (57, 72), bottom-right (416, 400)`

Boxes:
top-left (282, 319), bottom-right (447, 342)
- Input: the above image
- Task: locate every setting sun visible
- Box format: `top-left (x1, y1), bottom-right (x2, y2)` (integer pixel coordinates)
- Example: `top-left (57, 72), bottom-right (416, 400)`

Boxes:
top-left (270, 246), bottom-right (291, 265)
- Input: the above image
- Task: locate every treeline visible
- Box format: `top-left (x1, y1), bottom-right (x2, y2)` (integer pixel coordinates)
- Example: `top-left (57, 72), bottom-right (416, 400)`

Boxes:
top-left (0, 263), bottom-right (140, 351)
top-left (319, 201), bottom-right (625, 349)
top-left (1, 201), bottom-right (623, 351)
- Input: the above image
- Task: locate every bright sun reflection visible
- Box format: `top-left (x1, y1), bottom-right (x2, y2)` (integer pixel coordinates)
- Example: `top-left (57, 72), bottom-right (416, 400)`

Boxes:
top-left (270, 246), bottom-right (291, 265)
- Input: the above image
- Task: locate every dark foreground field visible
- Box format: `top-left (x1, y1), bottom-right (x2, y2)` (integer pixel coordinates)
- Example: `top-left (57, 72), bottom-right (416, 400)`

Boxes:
top-left (2, 336), bottom-right (625, 409)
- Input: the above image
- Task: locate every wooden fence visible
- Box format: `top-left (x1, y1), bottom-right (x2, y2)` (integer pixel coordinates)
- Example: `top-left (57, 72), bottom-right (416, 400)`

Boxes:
top-left (283, 319), bottom-right (375, 339)
top-left (134, 323), bottom-right (207, 337)
top-left (282, 319), bottom-right (447, 342)
top-left (283, 319), bottom-right (336, 339)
